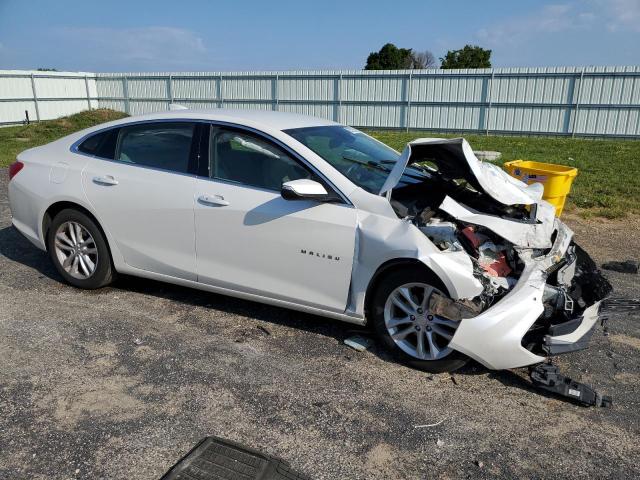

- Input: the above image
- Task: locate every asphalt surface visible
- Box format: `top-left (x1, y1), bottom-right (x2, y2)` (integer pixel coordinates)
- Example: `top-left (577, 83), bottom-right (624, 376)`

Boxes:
top-left (1, 169), bottom-right (639, 479)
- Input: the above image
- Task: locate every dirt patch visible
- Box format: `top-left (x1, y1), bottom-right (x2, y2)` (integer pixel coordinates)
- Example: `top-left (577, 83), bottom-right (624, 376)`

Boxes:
top-left (365, 443), bottom-right (397, 478)
top-left (609, 334), bottom-right (640, 350)
top-left (47, 375), bottom-right (144, 428)
top-left (614, 372), bottom-right (640, 384)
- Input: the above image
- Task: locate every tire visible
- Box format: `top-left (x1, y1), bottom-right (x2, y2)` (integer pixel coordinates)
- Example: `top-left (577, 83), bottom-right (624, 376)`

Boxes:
top-left (370, 266), bottom-right (468, 373)
top-left (47, 208), bottom-right (115, 289)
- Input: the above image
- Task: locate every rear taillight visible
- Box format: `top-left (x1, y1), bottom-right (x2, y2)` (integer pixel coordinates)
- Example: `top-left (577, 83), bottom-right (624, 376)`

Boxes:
top-left (8, 161), bottom-right (24, 180)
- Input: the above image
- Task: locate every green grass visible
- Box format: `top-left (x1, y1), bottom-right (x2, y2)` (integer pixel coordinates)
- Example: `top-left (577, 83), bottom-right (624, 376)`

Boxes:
top-left (1, 110), bottom-right (637, 218)
top-left (0, 109), bottom-right (127, 168)
top-left (367, 130), bottom-right (640, 218)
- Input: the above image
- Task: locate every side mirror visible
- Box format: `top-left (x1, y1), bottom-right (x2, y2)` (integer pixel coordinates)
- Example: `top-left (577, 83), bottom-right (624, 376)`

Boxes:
top-left (281, 179), bottom-right (335, 201)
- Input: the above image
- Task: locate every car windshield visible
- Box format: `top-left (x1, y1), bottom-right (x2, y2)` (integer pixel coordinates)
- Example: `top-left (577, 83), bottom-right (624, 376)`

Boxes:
top-left (284, 125), bottom-right (401, 193)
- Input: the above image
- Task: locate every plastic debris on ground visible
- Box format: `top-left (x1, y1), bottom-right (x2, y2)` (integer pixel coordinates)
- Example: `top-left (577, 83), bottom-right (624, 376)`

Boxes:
top-left (414, 418), bottom-right (447, 429)
top-left (162, 436), bottom-right (311, 480)
top-left (529, 363), bottom-right (612, 407)
top-left (344, 335), bottom-right (372, 352)
top-left (602, 260), bottom-right (639, 274)
top-left (256, 325), bottom-right (272, 335)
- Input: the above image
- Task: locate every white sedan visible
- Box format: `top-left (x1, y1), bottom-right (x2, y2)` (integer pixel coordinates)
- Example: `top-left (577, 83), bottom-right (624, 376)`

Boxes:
top-left (8, 109), bottom-right (611, 373)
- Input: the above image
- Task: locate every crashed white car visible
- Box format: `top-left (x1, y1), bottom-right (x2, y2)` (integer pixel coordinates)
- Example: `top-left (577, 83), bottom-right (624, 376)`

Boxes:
top-left (8, 109), bottom-right (611, 372)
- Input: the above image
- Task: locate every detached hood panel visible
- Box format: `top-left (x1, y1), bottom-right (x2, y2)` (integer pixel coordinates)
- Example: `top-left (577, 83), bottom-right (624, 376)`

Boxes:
top-left (379, 137), bottom-right (544, 206)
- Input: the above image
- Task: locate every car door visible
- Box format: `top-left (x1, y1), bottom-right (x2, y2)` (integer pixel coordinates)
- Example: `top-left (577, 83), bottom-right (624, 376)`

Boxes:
top-left (194, 126), bottom-right (357, 312)
top-left (80, 121), bottom-right (201, 280)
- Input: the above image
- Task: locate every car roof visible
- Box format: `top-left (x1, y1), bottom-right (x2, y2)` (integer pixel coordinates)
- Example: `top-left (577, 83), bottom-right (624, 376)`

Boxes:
top-left (111, 108), bottom-right (340, 131)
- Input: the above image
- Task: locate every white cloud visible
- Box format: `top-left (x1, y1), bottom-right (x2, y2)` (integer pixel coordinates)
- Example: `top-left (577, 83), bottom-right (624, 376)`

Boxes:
top-left (55, 26), bottom-right (209, 70)
top-left (596, 0), bottom-right (640, 31)
top-left (476, 0), bottom-right (640, 56)
top-left (476, 3), bottom-right (596, 47)
top-left (536, 4), bottom-right (577, 32)
top-left (471, 1), bottom-right (640, 66)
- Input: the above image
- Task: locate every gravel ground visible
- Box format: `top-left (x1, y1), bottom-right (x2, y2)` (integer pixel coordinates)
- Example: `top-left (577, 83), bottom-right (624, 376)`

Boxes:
top-left (1, 170), bottom-right (639, 479)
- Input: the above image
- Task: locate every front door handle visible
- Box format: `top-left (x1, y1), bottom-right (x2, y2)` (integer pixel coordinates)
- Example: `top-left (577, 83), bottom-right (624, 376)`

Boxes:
top-left (198, 194), bottom-right (230, 207)
top-left (93, 175), bottom-right (119, 186)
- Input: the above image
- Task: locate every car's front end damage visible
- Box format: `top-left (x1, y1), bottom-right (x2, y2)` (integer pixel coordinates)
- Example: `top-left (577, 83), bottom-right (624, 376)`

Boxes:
top-left (381, 138), bottom-right (612, 371)
top-left (438, 219), bottom-right (611, 370)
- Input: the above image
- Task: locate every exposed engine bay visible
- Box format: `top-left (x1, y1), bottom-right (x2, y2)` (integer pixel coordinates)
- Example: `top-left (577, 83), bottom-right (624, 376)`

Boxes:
top-left (384, 138), bottom-right (612, 363)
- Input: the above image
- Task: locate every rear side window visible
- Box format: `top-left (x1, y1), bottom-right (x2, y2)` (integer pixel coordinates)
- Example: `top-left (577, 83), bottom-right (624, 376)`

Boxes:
top-left (116, 122), bottom-right (196, 174)
top-left (77, 128), bottom-right (119, 159)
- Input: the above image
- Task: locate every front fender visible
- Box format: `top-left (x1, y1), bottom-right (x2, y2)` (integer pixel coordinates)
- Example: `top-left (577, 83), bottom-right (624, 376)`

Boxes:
top-left (347, 211), bottom-right (483, 318)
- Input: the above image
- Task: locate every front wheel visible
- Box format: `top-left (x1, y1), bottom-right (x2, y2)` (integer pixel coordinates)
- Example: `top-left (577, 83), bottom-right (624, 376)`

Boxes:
top-left (47, 209), bottom-right (115, 289)
top-left (370, 267), bottom-right (469, 373)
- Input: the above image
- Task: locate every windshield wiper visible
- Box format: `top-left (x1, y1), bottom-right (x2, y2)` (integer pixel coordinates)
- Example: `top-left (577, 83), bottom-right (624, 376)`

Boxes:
top-left (342, 155), bottom-right (392, 173)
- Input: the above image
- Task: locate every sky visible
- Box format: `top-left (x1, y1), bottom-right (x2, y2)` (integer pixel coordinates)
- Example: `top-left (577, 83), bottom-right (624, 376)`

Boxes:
top-left (0, 0), bottom-right (639, 72)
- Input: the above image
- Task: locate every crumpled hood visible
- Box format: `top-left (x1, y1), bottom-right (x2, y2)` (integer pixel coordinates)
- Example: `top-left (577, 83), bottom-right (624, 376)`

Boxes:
top-left (439, 195), bottom-right (558, 249)
top-left (379, 137), bottom-right (544, 206)
top-left (380, 137), bottom-right (564, 249)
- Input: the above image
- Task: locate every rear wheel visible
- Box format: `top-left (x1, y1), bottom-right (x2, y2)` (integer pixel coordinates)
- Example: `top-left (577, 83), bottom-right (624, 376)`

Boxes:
top-left (371, 267), bottom-right (468, 373)
top-left (47, 209), bottom-right (115, 289)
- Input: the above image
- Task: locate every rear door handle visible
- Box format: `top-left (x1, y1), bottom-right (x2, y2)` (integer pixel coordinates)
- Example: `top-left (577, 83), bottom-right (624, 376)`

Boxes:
top-left (198, 194), bottom-right (230, 207)
top-left (93, 175), bottom-right (119, 186)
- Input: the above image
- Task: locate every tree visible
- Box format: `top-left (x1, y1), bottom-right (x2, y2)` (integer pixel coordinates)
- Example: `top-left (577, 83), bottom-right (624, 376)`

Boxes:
top-left (440, 45), bottom-right (492, 69)
top-left (365, 43), bottom-right (414, 70)
top-left (410, 50), bottom-right (437, 69)
top-left (36, 68), bottom-right (58, 71)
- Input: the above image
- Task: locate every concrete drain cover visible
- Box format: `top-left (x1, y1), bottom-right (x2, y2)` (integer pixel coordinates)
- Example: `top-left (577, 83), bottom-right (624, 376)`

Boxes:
top-left (162, 437), bottom-right (311, 480)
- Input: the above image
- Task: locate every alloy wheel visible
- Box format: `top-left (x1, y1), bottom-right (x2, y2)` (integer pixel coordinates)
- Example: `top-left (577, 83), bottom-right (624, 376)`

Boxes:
top-left (383, 282), bottom-right (459, 360)
top-left (54, 221), bottom-right (99, 280)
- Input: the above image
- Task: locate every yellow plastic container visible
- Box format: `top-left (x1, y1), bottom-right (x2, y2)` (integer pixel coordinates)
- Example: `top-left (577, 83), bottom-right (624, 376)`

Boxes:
top-left (503, 160), bottom-right (578, 217)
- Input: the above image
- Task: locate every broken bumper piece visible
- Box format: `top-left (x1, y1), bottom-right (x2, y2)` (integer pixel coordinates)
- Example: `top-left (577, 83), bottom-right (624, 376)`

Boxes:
top-left (447, 221), bottom-right (612, 370)
top-left (542, 301), bottom-right (602, 355)
top-left (530, 363), bottom-right (612, 407)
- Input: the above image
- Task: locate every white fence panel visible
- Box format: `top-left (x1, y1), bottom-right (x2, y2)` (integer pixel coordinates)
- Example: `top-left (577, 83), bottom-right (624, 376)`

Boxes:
top-left (1, 67), bottom-right (640, 137)
top-left (0, 70), bottom-right (96, 124)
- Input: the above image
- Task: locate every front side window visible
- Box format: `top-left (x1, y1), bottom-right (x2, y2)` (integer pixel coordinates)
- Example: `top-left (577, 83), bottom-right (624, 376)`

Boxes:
top-left (211, 129), bottom-right (312, 191)
top-left (284, 125), bottom-right (400, 194)
top-left (116, 122), bottom-right (196, 174)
